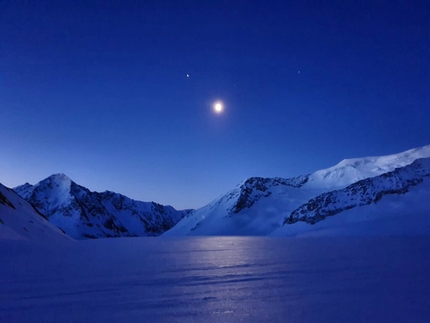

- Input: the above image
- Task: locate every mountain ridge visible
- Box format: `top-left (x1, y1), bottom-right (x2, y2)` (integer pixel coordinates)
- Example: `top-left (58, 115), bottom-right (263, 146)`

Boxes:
top-left (164, 144), bottom-right (430, 236)
top-left (14, 174), bottom-right (190, 239)
top-left (284, 157), bottom-right (430, 226)
top-left (11, 144), bottom-right (430, 239)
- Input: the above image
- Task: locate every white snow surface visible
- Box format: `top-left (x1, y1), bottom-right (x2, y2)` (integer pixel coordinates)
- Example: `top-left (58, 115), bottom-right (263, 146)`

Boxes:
top-left (272, 157), bottom-right (430, 235)
top-left (165, 145), bottom-right (430, 236)
top-left (304, 144), bottom-right (430, 189)
top-left (1, 236), bottom-right (430, 322)
top-left (164, 180), bottom-right (317, 236)
top-left (0, 183), bottom-right (72, 242)
top-left (271, 176), bottom-right (430, 237)
top-left (14, 174), bottom-right (189, 239)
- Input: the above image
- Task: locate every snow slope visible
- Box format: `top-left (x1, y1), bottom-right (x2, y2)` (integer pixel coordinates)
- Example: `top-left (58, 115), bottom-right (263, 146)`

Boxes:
top-left (164, 176), bottom-right (314, 236)
top-left (165, 145), bottom-right (430, 236)
top-left (1, 236), bottom-right (430, 322)
top-left (0, 183), bottom-right (72, 242)
top-left (14, 174), bottom-right (190, 239)
top-left (272, 158), bottom-right (430, 236)
top-left (304, 144), bottom-right (430, 189)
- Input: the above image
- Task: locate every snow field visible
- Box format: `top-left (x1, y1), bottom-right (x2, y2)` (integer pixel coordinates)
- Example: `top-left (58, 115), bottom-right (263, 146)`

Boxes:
top-left (1, 236), bottom-right (430, 322)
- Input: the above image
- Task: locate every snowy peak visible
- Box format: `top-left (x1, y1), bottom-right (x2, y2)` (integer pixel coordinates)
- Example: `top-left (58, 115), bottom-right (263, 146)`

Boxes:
top-left (166, 144), bottom-right (430, 237)
top-left (284, 157), bottom-right (430, 226)
top-left (32, 173), bottom-right (73, 193)
top-left (10, 144), bottom-right (430, 239)
top-left (37, 173), bottom-right (73, 194)
top-left (15, 173), bottom-right (77, 217)
top-left (14, 175), bottom-right (188, 239)
top-left (305, 145), bottom-right (430, 189)
top-left (47, 173), bottom-right (72, 182)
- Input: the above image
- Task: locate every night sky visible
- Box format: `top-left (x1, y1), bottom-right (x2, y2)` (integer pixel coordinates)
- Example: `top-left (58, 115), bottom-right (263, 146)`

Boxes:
top-left (1, 1), bottom-right (429, 209)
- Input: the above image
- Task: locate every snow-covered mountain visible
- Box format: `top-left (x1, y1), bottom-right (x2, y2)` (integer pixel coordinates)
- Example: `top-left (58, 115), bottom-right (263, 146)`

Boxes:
top-left (164, 145), bottom-right (430, 236)
top-left (272, 160), bottom-right (430, 237)
top-left (0, 183), bottom-right (71, 242)
top-left (303, 145), bottom-right (430, 189)
top-left (284, 158), bottom-right (430, 225)
top-left (14, 174), bottom-right (190, 239)
top-left (10, 145), bottom-right (430, 239)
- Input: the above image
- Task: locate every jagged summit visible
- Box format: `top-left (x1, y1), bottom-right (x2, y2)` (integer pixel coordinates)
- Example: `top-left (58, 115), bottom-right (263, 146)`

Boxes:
top-left (48, 173), bottom-right (71, 181)
top-left (14, 173), bottom-right (73, 199)
top-left (14, 175), bottom-right (189, 239)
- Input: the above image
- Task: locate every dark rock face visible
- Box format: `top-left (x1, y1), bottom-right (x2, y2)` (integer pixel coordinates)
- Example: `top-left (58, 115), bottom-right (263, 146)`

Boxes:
top-left (0, 189), bottom-right (15, 209)
top-left (233, 175), bottom-right (309, 213)
top-left (284, 158), bottom-right (430, 225)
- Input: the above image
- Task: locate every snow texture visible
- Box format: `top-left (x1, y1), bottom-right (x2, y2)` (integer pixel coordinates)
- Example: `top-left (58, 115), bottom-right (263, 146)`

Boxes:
top-left (10, 144), bottom-right (430, 239)
top-left (304, 144), bottom-right (430, 189)
top-left (1, 236), bottom-right (430, 322)
top-left (0, 183), bottom-right (72, 242)
top-left (283, 158), bottom-right (430, 225)
top-left (165, 145), bottom-right (430, 236)
top-left (14, 174), bottom-right (190, 239)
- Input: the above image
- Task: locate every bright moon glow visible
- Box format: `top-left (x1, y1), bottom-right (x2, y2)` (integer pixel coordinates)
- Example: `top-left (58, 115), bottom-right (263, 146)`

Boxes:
top-left (214, 102), bottom-right (224, 113)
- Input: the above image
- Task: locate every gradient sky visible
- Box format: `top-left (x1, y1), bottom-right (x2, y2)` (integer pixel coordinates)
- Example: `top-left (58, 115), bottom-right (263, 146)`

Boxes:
top-left (1, 1), bottom-right (429, 210)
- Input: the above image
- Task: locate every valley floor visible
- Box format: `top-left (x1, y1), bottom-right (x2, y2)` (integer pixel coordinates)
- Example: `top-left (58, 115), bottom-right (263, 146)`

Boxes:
top-left (1, 236), bottom-right (430, 322)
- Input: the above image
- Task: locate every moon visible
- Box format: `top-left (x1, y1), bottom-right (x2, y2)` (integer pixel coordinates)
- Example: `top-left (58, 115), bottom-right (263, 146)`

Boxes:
top-left (213, 101), bottom-right (224, 114)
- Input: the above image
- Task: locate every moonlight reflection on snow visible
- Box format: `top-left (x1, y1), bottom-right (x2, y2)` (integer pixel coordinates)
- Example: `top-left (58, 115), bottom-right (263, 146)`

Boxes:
top-left (1, 236), bottom-right (430, 322)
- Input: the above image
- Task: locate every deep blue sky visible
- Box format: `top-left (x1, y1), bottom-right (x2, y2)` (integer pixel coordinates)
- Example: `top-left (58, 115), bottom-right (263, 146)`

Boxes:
top-left (1, 1), bottom-right (429, 209)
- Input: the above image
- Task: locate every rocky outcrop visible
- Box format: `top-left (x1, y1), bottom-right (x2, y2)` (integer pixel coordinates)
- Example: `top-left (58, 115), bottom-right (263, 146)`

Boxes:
top-left (284, 158), bottom-right (430, 225)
